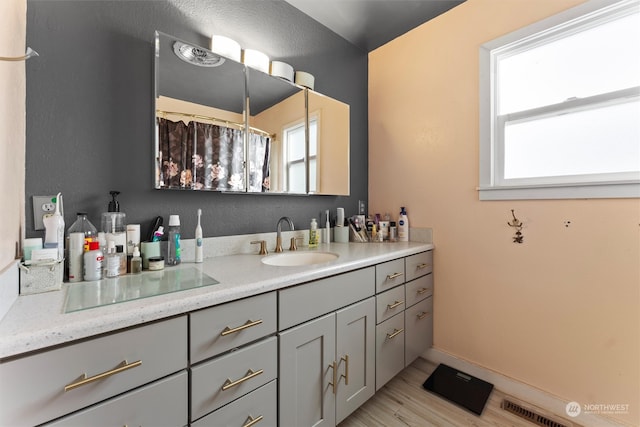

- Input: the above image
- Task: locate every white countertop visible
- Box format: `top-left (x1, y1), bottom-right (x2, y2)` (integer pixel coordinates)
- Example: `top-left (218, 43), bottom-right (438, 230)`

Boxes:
top-left (0, 241), bottom-right (432, 360)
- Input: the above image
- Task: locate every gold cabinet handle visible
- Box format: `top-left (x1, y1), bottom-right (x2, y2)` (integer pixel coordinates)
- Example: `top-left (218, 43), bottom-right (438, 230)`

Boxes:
top-left (64, 360), bottom-right (142, 392)
top-left (242, 415), bottom-right (264, 427)
top-left (386, 272), bottom-right (403, 280)
top-left (387, 300), bottom-right (404, 310)
top-left (328, 361), bottom-right (337, 394)
top-left (386, 328), bottom-right (404, 340)
top-left (340, 354), bottom-right (349, 385)
top-left (221, 319), bottom-right (263, 336)
top-left (222, 369), bottom-right (264, 391)
top-left (417, 287), bottom-right (431, 295)
top-left (417, 263), bottom-right (431, 270)
top-left (417, 311), bottom-right (431, 320)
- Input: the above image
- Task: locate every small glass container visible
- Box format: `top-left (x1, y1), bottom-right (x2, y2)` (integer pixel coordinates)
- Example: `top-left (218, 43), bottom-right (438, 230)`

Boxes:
top-left (148, 256), bottom-right (165, 271)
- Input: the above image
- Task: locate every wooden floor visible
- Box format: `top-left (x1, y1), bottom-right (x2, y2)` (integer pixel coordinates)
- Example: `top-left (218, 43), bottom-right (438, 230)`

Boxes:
top-left (338, 357), bottom-right (544, 427)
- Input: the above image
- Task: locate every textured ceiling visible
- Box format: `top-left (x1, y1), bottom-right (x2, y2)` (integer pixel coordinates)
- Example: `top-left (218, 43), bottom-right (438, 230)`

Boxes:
top-left (284, 0), bottom-right (466, 51)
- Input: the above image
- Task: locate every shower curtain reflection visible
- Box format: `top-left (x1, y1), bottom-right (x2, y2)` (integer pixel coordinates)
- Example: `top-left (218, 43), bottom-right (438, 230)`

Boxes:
top-left (159, 117), bottom-right (262, 192)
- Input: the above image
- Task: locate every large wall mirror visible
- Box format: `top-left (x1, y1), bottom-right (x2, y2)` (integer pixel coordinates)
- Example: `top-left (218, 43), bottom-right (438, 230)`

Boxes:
top-left (154, 31), bottom-right (350, 195)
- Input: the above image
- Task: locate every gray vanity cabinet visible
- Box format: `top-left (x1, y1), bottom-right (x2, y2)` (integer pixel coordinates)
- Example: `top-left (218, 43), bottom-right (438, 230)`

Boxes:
top-left (0, 316), bottom-right (188, 427)
top-left (405, 273), bottom-right (434, 366)
top-left (278, 268), bottom-right (376, 427)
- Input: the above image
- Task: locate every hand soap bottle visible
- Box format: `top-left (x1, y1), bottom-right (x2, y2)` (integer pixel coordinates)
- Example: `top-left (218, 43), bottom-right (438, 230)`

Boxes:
top-left (398, 207), bottom-right (409, 242)
top-left (309, 218), bottom-right (318, 248)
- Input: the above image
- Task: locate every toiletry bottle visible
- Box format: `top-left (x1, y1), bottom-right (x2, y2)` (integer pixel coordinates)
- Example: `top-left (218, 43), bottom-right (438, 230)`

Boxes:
top-left (66, 213), bottom-right (98, 282)
top-left (309, 218), bottom-right (318, 248)
top-left (105, 241), bottom-right (120, 278)
top-left (398, 207), bottom-right (409, 242)
top-left (167, 215), bottom-right (181, 265)
top-left (130, 247), bottom-right (142, 274)
top-left (83, 241), bottom-right (103, 281)
top-left (116, 245), bottom-right (127, 275)
top-left (108, 191), bottom-right (120, 212)
top-left (195, 209), bottom-right (203, 263)
top-left (42, 192), bottom-right (64, 261)
top-left (389, 221), bottom-right (397, 242)
top-left (325, 210), bottom-right (330, 244)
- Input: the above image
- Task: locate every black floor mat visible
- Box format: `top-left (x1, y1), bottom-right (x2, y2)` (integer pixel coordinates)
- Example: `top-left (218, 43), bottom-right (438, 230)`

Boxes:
top-left (423, 363), bottom-right (494, 416)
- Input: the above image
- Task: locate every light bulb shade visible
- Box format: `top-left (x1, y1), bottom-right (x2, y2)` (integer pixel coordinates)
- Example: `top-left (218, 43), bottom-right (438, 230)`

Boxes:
top-left (243, 49), bottom-right (270, 73)
top-left (271, 61), bottom-right (295, 82)
top-left (295, 71), bottom-right (315, 90)
top-left (210, 35), bottom-right (241, 62)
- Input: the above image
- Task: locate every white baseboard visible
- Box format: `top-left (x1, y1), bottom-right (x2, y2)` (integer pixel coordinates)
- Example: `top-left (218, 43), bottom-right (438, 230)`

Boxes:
top-left (0, 260), bottom-right (19, 321)
top-left (422, 348), bottom-right (631, 427)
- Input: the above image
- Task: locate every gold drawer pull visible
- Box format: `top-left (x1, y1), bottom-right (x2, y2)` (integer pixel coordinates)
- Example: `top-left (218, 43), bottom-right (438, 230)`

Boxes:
top-left (386, 328), bottom-right (404, 340)
top-left (222, 369), bottom-right (264, 391)
top-left (417, 287), bottom-right (430, 295)
top-left (221, 319), bottom-right (263, 336)
top-left (340, 354), bottom-right (349, 385)
top-left (64, 360), bottom-right (142, 392)
top-left (417, 263), bottom-right (431, 270)
top-left (387, 300), bottom-right (404, 310)
top-left (417, 311), bottom-right (431, 320)
top-left (243, 415), bottom-right (264, 427)
top-left (328, 361), bottom-right (337, 394)
top-left (386, 272), bottom-right (403, 280)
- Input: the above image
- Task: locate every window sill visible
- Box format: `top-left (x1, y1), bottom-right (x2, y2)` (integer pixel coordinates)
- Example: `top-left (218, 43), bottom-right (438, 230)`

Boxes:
top-left (478, 182), bottom-right (640, 200)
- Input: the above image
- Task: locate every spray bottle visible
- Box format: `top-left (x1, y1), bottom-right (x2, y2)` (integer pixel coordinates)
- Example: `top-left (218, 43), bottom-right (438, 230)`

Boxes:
top-left (43, 192), bottom-right (65, 261)
top-left (195, 209), bottom-right (203, 263)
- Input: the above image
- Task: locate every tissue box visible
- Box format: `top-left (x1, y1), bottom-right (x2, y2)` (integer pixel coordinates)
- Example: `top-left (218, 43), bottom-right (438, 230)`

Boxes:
top-left (19, 260), bottom-right (64, 295)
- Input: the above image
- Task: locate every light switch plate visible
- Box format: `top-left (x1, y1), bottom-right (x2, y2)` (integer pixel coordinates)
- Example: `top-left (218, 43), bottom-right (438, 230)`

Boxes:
top-left (32, 195), bottom-right (62, 231)
top-left (358, 200), bottom-right (366, 215)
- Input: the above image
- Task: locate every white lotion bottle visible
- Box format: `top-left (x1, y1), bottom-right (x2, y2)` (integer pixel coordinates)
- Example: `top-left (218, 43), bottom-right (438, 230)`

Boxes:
top-left (42, 192), bottom-right (65, 261)
top-left (398, 206), bottom-right (409, 242)
top-left (195, 209), bottom-right (203, 263)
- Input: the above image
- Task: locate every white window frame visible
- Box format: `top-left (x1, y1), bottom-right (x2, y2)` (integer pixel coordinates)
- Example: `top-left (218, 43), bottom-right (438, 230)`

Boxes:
top-left (479, 0), bottom-right (640, 200)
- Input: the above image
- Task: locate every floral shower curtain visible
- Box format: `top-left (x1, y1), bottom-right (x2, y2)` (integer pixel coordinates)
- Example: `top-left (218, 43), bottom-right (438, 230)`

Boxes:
top-left (158, 117), bottom-right (270, 192)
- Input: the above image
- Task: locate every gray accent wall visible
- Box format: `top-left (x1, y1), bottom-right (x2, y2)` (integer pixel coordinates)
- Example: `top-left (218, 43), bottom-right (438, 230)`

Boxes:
top-left (26, 0), bottom-right (367, 239)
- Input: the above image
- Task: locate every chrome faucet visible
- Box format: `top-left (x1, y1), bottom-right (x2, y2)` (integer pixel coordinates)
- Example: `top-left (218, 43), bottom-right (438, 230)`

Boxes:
top-left (275, 217), bottom-right (295, 252)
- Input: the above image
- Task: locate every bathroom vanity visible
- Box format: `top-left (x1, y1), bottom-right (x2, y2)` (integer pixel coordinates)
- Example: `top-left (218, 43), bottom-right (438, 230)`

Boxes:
top-left (0, 241), bottom-right (433, 426)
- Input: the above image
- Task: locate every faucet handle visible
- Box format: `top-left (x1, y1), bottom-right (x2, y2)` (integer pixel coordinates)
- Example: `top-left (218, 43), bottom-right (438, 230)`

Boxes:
top-left (250, 240), bottom-right (268, 255)
top-left (289, 237), bottom-right (303, 251)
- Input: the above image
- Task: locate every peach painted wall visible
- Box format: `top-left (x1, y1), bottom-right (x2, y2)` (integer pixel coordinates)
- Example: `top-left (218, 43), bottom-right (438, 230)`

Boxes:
top-left (0, 0), bottom-right (26, 270)
top-left (369, 0), bottom-right (639, 425)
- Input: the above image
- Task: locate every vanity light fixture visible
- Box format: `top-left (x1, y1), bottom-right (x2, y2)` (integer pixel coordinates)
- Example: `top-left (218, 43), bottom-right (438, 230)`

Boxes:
top-left (295, 71), bottom-right (315, 90)
top-left (210, 35), bottom-right (241, 62)
top-left (0, 47), bottom-right (39, 62)
top-left (173, 41), bottom-right (224, 67)
top-left (271, 61), bottom-right (295, 82)
top-left (242, 49), bottom-right (270, 73)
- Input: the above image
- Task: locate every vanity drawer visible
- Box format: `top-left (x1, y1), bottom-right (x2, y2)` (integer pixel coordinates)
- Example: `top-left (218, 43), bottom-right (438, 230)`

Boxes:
top-left (375, 313), bottom-right (405, 391)
top-left (376, 285), bottom-right (405, 324)
top-left (405, 296), bottom-right (433, 367)
top-left (191, 336), bottom-right (278, 421)
top-left (279, 267), bottom-right (375, 330)
top-left (46, 370), bottom-right (188, 426)
top-left (0, 315), bottom-right (187, 427)
top-left (192, 379), bottom-right (277, 427)
top-left (405, 274), bottom-right (433, 307)
top-left (191, 291), bottom-right (277, 363)
top-left (405, 251), bottom-right (433, 282)
top-left (375, 258), bottom-right (405, 293)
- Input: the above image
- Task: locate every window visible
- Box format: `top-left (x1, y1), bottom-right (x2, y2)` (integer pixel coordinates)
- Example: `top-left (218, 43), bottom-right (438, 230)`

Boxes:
top-left (283, 117), bottom-right (317, 193)
top-left (479, 0), bottom-right (640, 200)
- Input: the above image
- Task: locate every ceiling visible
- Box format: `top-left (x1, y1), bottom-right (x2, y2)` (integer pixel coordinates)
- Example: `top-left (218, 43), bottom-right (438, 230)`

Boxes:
top-left (284, 0), bottom-right (466, 52)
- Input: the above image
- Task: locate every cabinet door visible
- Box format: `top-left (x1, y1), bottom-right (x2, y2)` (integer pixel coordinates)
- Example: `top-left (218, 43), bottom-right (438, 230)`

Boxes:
top-left (405, 296), bottom-right (433, 367)
top-left (335, 297), bottom-right (375, 424)
top-left (45, 371), bottom-right (188, 427)
top-left (375, 312), bottom-right (405, 391)
top-left (279, 313), bottom-right (336, 427)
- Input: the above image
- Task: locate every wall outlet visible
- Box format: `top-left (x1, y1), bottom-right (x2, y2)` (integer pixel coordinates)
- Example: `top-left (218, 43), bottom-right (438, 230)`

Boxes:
top-left (358, 200), bottom-right (366, 215)
top-left (32, 195), bottom-right (62, 231)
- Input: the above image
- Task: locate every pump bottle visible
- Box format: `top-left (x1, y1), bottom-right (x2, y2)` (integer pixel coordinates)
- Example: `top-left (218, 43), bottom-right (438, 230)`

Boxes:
top-left (398, 207), bottom-right (409, 242)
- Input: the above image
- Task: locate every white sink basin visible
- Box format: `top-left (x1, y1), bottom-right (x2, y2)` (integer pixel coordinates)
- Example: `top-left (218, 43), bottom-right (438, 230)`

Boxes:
top-left (261, 251), bottom-right (339, 267)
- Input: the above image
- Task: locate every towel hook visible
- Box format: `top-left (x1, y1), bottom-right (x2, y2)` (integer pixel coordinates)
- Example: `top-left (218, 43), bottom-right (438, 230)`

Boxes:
top-left (0, 47), bottom-right (39, 62)
top-left (507, 209), bottom-right (524, 244)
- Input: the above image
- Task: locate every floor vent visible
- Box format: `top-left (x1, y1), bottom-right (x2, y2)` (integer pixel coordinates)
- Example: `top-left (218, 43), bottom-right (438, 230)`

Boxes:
top-left (501, 398), bottom-right (574, 427)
